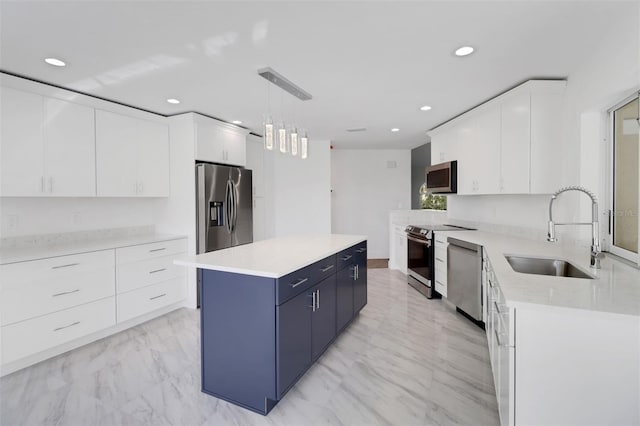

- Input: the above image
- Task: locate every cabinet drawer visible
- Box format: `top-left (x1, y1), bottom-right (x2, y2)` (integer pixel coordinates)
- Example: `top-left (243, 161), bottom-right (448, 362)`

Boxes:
top-left (1, 265), bottom-right (115, 326)
top-left (1, 250), bottom-right (114, 285)
top-left (435, 247), bottom-right (447, 262)
top-left (1, 297), bottom-right (116, 364)
top-left (434, 279), bottom-right (447, 298)
top-left (117, 254), bottom-right (185, 294)
top-left (434, 233), bottom-right (448, 244)
top-left (435, 265), bottom-right (447, 284)
top-left (276, 255), bottom-right (336, 305)
top-left (117, 277), bottom-right (186, 323)
top-left (116, 238), bottom-right (187, 264)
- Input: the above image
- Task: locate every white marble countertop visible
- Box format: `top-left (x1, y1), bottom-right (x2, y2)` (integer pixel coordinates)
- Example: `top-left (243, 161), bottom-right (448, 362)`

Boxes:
top-left (437, 230), bottom-right (640, 317)
top-left (0, 233), bottom-right (188, 265)
top-left (174, 234), bottom-right (367, 278)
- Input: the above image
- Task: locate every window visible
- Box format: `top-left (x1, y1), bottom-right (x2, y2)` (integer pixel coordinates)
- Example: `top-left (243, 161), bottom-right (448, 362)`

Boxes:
top-left (419, 183), bottom-right (447, 210)
top-left (609, 93), bottom-right (639, 264)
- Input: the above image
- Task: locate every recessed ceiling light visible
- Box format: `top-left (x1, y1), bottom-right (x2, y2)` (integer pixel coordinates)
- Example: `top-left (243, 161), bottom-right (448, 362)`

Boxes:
top-left (455, 46), bottom-right (475, 57)
top-left (232, 120), bottom-right (242, 125)
top-left (166, 98), bottom-right (180, 104)
top-left (44, 57), bottom-right (66, 67)
top-left (391, 128), bottom-right (400, 132)
top-left (420, 105), bottom-right (432, 111)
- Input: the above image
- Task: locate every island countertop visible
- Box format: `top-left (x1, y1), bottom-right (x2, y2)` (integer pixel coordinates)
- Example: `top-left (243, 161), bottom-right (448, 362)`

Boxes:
top-left (174, 234), bottom-right (367, 278)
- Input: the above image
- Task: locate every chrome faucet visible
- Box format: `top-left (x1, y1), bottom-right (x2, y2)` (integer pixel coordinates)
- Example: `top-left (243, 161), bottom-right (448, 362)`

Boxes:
top-left (547, 186), bottom-right (603, 269)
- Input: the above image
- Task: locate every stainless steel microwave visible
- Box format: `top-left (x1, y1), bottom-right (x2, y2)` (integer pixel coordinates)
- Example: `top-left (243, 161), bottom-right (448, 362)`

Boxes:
top-left (425, 160), bottom-right (457, 194)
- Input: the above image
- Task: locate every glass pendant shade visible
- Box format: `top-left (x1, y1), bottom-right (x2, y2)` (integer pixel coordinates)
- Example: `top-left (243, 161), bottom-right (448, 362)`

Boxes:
top-left (278, 123), bottom-right (288, 153)
top-left (290, 128), bottom-right (299, 156)
top-left (300, 133), bottom-right (308, 159)
top-left (264, 117), bottom-right (274, 150)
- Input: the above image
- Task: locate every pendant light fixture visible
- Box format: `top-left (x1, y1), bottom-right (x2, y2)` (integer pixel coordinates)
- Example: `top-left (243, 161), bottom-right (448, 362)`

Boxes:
top-left (258, 67), bottom-right (312, 159)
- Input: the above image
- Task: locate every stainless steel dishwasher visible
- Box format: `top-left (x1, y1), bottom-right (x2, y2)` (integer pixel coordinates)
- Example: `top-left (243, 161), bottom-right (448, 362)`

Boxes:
top-left (447, 237), bottom-right (483, 322)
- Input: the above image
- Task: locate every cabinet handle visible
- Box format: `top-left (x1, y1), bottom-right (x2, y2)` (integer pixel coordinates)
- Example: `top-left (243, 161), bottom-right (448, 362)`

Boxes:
top-left (149, 268), bottom-right (167, 274)
top-left (341, 255), bottom-right (352, 261)
top-left (355, 264), bottom-right (359, 281)
top-left (52, 289), bottom-right (80, 297)
top-left (320, 265), bottom-right (334, 273)
top-left (356, 248), bottom-right (366, 253)
top-left (134, 183), bottom-right (138, 195)
top-left (54, 321), bottom-right (80, 332)
top-left (311, 291), bottom-right (316, 312)
top-left (149, 293), bottom-right (167, 301)
top-left (494, 300), bottom-right (505, 315)
top-left (52, 263), bottom-right (80, 270)
top-left (138, 182), bottom-right (144, 194)
top-left (48, 177), bottom-right (53, 193)
top-left (316, 289), bottom-right (320, 310)
top-left (436, 258), bottom-right (444, 263)
top-left (290, 277), bottom-right (308, 288)
top-left (41, 176), bottom-right (45, 193)
top-left (149, 248), bottom-right (166, 253)
top-left (436, 280), bottom-right (444, 286)
top-left (494, 328), bottom-right (505, 347)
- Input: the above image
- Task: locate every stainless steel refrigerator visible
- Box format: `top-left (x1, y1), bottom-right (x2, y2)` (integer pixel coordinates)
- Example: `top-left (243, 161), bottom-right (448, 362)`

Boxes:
top-left (196, 162), bottom-right (253, 304)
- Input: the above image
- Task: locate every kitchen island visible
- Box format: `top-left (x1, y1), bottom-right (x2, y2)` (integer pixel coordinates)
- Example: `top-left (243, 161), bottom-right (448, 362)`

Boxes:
top-left (174, 234), bottom-right (367, 415)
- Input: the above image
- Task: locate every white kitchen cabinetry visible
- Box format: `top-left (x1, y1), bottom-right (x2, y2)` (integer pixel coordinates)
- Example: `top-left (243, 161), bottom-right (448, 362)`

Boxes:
top-left (389, 225), bottom-right (408, 274)
top-left (433, 232), bottom-right (448, 297)
top-left (0, 88), bottom-right (96, 196)
top-left (96, 110), bottom-right (169, 197)
top-left (246, 134), bottom-right (267, 241)
top-left (428, 80), bottom-right (565, 194)
top-left (194, 114), bottom-right (247, 167)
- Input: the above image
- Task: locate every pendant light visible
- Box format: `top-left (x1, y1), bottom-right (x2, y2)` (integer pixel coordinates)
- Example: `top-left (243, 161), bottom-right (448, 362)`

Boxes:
top-left (278, 123), bottom-right (288, 153)
top-left (290, 127), bottom-right (299, 156)
top-left (264, 116), bottom-right (274, 150)
top-left (300, 132), bottom-right (308, 160)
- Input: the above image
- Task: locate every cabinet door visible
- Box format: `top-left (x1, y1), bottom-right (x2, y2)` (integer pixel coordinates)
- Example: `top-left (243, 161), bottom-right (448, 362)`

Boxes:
top-left (353, 245), bottom-right (367, 314)
top-left (224, 133), bottom-right (246, 167)
top-left (530, 90), bottom-right (564, 194)
top-left (311, 276), bottom-right (337, 360)
top-left (336, 264), bottom-right (355, 332)
top-left (276, 289), bottom-right (312, 397)
top-left (44, 98), bottom-right (96, 196)
top-left (136, 119), bottom-right (169, 197)
top-left (96, 110), bottom-right (138, 197)
top-left (474, 107), bottom-right (501, 194)
top-left (500, 91), bottom-right (530, 194)
top-left (195, 117), bottom-right (225, 163)
top-left (455, 117), bottom-right (476, 194)
top-left (0, 87), bottom-right (44, 196)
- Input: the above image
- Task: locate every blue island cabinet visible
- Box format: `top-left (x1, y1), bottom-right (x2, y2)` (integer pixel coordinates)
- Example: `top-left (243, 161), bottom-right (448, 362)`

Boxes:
top-left (199, 240), bottom-right (367, 415)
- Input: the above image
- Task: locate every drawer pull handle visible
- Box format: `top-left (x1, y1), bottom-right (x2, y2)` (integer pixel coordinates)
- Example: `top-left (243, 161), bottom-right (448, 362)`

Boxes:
top-left (54, 321), bottom-right (80, 332)
top-left (149, 248), bottom-right (166, 253)
top-left (52, 263), bottom-right (79, 270)
top-left (150, 293), bottom-right (167, 301)
top-left (494, 300), bottom-right (506, 315)
top-left (436, 258), bottom-right (444, 263)
top-left (341, 255), bottom-right (352, 261)
top-left (494, 328), bottom-right (506, 347)
top-left (356, 248), bottom-right (366, 253)
top-left (436, 280), bottom-right (444, 286)
top-left (52, 289), bottom-right (80, 297)
top-left (149, 268), bottom-right (167, 274)
top-left (320, 265), bottom-right (334, 272)
top-left (290, 277), bottom-right (308, 288)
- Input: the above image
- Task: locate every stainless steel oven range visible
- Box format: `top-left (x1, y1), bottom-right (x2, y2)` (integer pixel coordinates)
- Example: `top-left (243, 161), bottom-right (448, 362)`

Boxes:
top-left (405, 224), bottom-right (474, 299)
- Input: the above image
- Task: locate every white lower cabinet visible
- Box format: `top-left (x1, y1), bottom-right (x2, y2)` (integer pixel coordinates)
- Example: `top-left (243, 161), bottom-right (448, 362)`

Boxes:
top-left (0, 237), bottom-right (187, 375)
top-left (389, 225), bottom-right (407, 273)
top-left (434, 233), bottom-right (448, 297)
top-left (2, 297), bottom-right (116, 364)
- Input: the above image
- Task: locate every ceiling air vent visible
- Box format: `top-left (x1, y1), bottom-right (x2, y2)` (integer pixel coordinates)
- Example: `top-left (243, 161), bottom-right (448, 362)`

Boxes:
top-left (346, 128), bottom-right (367, 132)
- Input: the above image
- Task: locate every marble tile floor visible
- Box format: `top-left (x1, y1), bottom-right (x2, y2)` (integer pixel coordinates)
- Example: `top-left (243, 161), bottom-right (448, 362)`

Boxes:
top-left (0, 269), bottom-right (499, 426)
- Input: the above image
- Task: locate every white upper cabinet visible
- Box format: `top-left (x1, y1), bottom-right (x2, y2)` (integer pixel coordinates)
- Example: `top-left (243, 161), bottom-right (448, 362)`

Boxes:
top-left (500, 91), bottom-right (531, 194)
top-left (0, 88), bottom-right (97, 197)
top-left (0, 87), bottom-right (45, 196)
top-left (96, 110), bottom-right (169, 197)
top-left (429, 80), bottom-right (566, 196)
top-left (194, 114), bottom-right (247, 167)
top-left (44, 98), bottom-right (96, 196)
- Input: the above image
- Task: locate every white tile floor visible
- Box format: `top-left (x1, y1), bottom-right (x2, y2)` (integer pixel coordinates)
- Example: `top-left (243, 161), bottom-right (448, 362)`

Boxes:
top-left (0, 269), bottom-right (499, 425)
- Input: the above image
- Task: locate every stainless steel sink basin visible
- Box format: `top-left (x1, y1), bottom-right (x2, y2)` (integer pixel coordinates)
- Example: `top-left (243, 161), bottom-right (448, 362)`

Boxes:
top-left (504, 255), bottom-right (595, 279)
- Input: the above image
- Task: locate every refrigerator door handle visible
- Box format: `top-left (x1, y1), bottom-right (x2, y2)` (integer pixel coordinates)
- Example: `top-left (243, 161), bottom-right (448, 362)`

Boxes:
top-left (232, 180), bottom-right (238, 233)
top-left (225, 180), bottom-right (232, 234)
top-left (196, 165), bottom-right (207, 254)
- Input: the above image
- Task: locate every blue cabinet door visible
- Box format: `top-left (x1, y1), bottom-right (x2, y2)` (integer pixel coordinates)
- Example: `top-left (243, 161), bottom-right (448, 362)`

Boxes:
top-left (354, 243), bottom-right (367, 313)
top-left (336, 264), bottom-right (355, 332)
top-left (311, 275), bottom-right (337, 360)
top-left (276, 289), bottom-right (312, 398)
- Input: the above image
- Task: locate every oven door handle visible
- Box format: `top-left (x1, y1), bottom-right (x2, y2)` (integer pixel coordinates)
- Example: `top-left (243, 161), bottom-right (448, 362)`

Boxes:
top-left (407, 235), bottom-right (431, 246)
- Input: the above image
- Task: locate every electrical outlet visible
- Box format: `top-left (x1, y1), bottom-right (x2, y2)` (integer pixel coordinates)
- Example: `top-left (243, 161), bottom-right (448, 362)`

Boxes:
top-left (7, 214), bottom-right (18, 230)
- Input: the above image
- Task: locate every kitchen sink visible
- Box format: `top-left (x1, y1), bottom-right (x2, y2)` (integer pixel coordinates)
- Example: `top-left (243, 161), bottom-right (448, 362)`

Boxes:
top-left (504, 255), bottom-right (595, 279)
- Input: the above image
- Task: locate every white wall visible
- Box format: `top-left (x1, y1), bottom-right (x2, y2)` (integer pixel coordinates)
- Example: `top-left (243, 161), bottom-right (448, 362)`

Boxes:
top-left (447, 8), bottom-right (639, 249)
top-left (331, 149), bottom-right (411, 259)
top-left (265, 139), bottom-right (332, 237)
top-left (0, 197), bottom-right (156, 239)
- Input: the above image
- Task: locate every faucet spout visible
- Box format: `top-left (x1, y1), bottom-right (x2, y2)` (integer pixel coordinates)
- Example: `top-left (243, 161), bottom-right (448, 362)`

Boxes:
top-left (547, 186), bottom-right (602, 269)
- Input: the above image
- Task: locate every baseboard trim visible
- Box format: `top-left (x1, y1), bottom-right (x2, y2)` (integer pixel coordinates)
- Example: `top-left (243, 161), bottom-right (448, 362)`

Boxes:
top-left (367, 259), bottom-right (389, 269)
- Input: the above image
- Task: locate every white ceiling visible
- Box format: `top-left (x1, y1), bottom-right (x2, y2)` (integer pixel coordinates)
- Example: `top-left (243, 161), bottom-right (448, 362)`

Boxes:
top-left (0, 1), bottom-right (635, 149)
